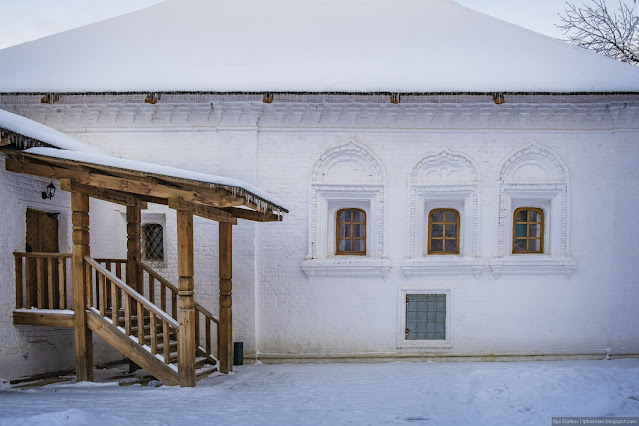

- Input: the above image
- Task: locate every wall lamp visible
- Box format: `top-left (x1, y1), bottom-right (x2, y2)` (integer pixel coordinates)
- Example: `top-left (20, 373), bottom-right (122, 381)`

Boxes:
top-left (41, 181), bottom-right (56, 200)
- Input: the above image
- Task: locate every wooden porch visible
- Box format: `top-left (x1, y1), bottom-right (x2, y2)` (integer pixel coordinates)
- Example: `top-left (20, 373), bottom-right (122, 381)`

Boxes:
top-left (4, 146), bottom-right (287, 387)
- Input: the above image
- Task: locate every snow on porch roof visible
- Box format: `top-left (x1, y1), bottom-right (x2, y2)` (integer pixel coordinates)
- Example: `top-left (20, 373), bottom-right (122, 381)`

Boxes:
top-left (0, 109), bottom-right (104, 154)
top-left (0, 108), bottom-right (287, 214)
top-left (21, 147), bottom-right (288, 214)
top-left (1, 0), bottom-right (639, 94)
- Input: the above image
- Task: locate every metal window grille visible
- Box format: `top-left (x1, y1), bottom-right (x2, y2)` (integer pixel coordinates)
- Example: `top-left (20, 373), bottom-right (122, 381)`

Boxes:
top-left (142, 223), bottom-right (164, 261)
top-left (405, 294), bottom-right (446, 340)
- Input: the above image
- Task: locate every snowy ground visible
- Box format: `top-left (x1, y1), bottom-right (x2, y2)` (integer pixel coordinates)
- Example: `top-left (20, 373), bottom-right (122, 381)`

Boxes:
top-left (1, 359), bottom-right (638, 425)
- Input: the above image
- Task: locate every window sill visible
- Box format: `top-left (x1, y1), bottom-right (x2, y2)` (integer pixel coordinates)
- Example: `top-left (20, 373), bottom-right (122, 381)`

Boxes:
top-left (398, 340), bottom-right (453, 349)
top-left (400, 256), bottom-right (484, 279)
top-left (301, 257), bottom-right (391, 281)
top-left (489, 255), bottom-right (576, 278)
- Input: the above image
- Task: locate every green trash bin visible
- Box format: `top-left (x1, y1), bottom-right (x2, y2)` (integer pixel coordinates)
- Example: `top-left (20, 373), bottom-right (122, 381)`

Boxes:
top-left (233, 342), bottom-right (243, 366)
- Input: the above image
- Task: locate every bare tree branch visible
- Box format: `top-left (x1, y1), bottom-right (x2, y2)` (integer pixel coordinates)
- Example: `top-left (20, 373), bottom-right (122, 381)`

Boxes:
top-left (557, 0), bottom-right (639, 65)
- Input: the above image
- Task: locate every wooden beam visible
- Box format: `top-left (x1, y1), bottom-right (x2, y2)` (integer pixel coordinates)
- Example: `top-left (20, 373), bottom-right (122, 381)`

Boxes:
top-left (71, 191), bottom-right (93, 382)
top-left (13, 310), bottom-right (74, 327)
top-left (218, 221), bottom-right (233, 374)
top-left (177, 209), bottom-right (196, 387)
top-left (221, 207), bottom-right (283, 222)
top-left (126, 206), bottom-right (142, 294)
top-left (60, 178), bottom-right (148, 209)
top-left (168, 198), bottom-right (237, 224)
top-left (7, 155), bottom-right (245, 208)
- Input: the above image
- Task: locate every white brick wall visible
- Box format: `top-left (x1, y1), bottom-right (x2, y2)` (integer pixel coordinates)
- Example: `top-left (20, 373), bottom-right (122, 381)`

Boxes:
top-left (1, 99), bottom-right (638, 378)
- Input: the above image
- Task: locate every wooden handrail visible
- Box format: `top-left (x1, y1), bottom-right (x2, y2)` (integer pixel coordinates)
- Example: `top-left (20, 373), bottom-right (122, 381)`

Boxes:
top-left (138, 260), bottom-right (219, 324)
top-left (14, 252), bottom-right (72, 258)
top-left (85, 256), bottom-right (178, 329)
top-left (94, 258), bottom-right (127, 263)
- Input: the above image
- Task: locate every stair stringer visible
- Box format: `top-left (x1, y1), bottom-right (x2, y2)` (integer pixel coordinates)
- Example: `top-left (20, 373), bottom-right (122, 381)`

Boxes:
top-left (86, 309), bottom-right (180, 386)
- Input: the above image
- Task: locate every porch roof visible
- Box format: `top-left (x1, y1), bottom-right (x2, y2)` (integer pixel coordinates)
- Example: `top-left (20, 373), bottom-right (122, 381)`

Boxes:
top-left (1, 110), bottom-right (287, 222)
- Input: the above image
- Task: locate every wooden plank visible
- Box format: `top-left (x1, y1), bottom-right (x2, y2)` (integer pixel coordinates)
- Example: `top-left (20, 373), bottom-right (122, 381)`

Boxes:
top-left (36, 257), bottom-right (44, 309)
top-left (71, 191), bottom-right (93, 382)
top-left (176, 209), bottom-right (196, 387)
top-left (169, 198), bottom-right (237, 224)
top-left (222, 207), bottom-right (283, 222)
top-left (86, 310), bottom-right (179, 386)
top-left (60, 178), bottom-right (148, 209)
top-left (13, 252), bottom-right (72, 258)
top-left (112, 281), bottom-right (119, 327)
top-left (218, 221), bottom-right (233, 374)
top-left (205, 319), bottom-right (212, 355)
top-left (125, 295), bottom-right (132, 336)
top-left (148, 275), bottom-right (155, 306)
top-left (98, 274), bottom-right (106, 317)
top-left (58, 257), bottom-right (66, 309)
top-left (15, 255), bottom-right (23, 309)
top-left (150, 314), bottom-right (158, 355)
top-left (47, 258), bottom-right (54, 310)
top-left (25, 257), bottom-right (34, 308)
top-left (13, 310), bottom-right (74, 327)
top-left (163, 322), bottom-right (170, 364)
top-left (137, 301), bottom-right (144, 345)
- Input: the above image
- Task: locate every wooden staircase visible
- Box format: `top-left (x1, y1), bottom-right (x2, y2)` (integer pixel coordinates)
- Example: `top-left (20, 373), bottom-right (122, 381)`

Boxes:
top-left (84, 257), bottom-right (219, 386)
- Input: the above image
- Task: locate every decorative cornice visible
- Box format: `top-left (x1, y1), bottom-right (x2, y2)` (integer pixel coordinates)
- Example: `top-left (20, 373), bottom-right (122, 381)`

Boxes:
top-left (401, 257), bottom-right (484, 279)
top-left (312, 141), bottom-right (386, 183)
top-left (410, 148), bottom-right (480, 185)
top-left (2, 102), bottom-right (639, 131)
top-left (499, 141), bottom-right (569, 183)
top-left (489, 256), bottom-right (576, 278)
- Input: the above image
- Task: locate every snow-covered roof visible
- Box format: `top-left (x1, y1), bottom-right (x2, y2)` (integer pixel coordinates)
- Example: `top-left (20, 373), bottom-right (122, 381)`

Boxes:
top-left (0, 0), bottom-right (638, 93)
top-left (0, 109), bottom-right (104, 154)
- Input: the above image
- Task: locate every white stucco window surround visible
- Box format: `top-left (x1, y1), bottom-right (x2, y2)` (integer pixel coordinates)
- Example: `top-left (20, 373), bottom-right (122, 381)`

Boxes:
top-left (401, 148), bottom-right (483, 279)
top-left (302, 141), bottom-right (391, 281)
top-left (397, 288), bottom-right (453, 349)
top-left (490, 142), bottom-right (576, 278)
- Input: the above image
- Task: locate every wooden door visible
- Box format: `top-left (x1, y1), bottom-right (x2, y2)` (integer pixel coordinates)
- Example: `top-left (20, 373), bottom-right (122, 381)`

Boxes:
top-left (25, 209), bottom-right (59, 308)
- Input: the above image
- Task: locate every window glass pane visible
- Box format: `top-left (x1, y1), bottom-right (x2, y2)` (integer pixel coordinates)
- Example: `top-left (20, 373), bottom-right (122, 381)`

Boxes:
top-left (352, 224), bottom-right (365, 238)
top-left (514, 239), bottom-right (527, 252)
top-left (406, 294), bottom-right (446, 340)
top-left (514, 223), bottom-right (527, 238)
top-left (529, 210), bottom-right (542, 223)
top-left (430, 239), bottom-right (443, 252)
top-left (444, 210), bottom-right (457, 223)
top-left (431, 224), bottom-right (443, 238)
top-left (515, 209), bottom-right (527, 222)
top-left (529, 239), bottom-right (541, 252)
top-left (445, 239), bottom-right (457, 253)
top-left (430, 210), bottom-right (444, 222)
top-left (352, 239), bottom-right (365, 252)
top-left (339, 224), bottom-right (350, 237)
top-left (352, 210), bottom-right (365, 223)
top-left (143, 224), bottom-right (164, 260)
top-left (338, 210), bottom-right (351, 223)
top-left (338, 238), bottom-right (349, 252)
top-left (445, 224), bottom-right (457, 238)
top-left (528, 224), bottom-right (541, 238)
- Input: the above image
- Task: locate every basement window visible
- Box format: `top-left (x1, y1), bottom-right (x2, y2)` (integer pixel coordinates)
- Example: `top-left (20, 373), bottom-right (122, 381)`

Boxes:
top-left (405, 294), bottom-right (447, 340)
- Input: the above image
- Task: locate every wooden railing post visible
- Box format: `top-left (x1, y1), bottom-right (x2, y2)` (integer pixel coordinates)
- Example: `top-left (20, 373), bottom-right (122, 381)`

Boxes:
top-left (126, 206), bottom-right (142, 293)
top-left (219, 221), bottom-right (233, 374)
top-left (177, 209), bottom-right (196, 387)
top-left (72, 191), bottom-right (93, 382)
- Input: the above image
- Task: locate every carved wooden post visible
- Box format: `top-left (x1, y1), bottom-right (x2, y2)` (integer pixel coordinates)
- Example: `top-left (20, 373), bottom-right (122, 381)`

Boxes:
top-left (72, 191), bottom-right (93, 382)
top-left (126, 206), bottom-right (142, 293)
top-left (177, 209), bottom-right (196, 387)
top-left (219, 221), bottom-right (233, 374)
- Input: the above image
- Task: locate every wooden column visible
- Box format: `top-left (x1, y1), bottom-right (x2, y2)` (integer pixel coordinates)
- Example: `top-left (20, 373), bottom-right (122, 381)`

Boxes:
top-left (177, 209), bottom-right (196, 387)
top-left (126, 206), bottom-right (142, 293)
top-left (71, 192), bottom-right (93, 382)
top-left (219, 221), bottom-right (233, 374)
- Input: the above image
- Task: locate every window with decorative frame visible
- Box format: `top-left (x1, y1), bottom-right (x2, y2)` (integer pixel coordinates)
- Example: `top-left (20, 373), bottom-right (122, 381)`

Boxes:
top-left (428, 208), bottom-right (460, 255)
top-left (336, 208), bottom-right (366, 255)
top-left (398, 288), bottom-right (452, 348)
top-left (512, 207), bottom-right (544, 254)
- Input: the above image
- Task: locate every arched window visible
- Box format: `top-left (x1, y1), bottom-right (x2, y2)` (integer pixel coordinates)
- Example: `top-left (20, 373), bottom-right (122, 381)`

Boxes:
top-left (428, 209), bottom-right (459, 254)
top-left (142, 223), bottom-right (164, 261)
top-left (512, 208), bottom-right (544, 254)
top-left (336, 208), bottom-right (366, 255)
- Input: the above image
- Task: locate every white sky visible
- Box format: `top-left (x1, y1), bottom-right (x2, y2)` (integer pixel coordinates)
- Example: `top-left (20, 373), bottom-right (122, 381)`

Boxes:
top-left (0, 0), bottom-right (636, 50)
